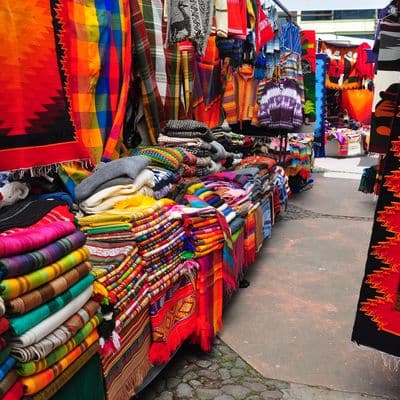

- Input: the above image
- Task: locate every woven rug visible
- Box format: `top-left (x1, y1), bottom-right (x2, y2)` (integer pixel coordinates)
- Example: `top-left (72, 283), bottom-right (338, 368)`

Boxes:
top-left (0, 0), bottom-right (90, 173)
top-left (314, 53), bottom-right (327, 157)
top-left (101, 303), bottom-right (152, 400)
top-left (352, 91), bottom-right (400, 356)
top-left (148, 266), bottom-right (198, 364)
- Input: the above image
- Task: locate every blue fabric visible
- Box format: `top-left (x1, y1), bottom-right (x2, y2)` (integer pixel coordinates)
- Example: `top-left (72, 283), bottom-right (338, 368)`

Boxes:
top-left (314, 53), bottom-right (328, 157)
top-left (0, 357), bottom-right (16, 381)
top-left (280, 22), bottom-right (301, 55)
top-left (262, 199), bottom-right (272, 239)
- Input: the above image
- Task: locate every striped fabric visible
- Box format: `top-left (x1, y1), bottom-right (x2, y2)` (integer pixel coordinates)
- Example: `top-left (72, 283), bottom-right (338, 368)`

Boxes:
top-left (131, 0), bottom-right (165, 144)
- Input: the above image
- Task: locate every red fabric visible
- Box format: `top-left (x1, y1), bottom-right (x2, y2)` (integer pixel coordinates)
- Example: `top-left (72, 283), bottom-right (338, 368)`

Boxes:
top-left (356, 42), bottom-right (374, 80)
top-left (256, 4), bottom-right (274, 51)
top-left (227, 0), bottom-right (247, 39)
top-left (0, 318), bottom-right (9, 335)
top-left (3, 381), bottom-right (23, 400)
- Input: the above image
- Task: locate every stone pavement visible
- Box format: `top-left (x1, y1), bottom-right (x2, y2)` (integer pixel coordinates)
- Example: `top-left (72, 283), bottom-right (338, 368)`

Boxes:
top-left (136, 338), bottom-right (386, 400)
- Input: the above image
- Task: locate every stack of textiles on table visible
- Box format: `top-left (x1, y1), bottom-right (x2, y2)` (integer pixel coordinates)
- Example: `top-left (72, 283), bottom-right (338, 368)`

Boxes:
top-left (0, 199), bottom-right (100, 399)
top-left (75, 156), bottom-right (155, 214)
top-left (77, 195), bottom-right (200, 399)
top-left (159, 120), bottom-right (225, 176)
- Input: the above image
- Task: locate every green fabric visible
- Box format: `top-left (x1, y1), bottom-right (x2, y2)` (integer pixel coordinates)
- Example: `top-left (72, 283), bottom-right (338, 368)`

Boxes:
top-left (0, 346), bottom-right (10, 366)
top-left (17, 314), bottom-right (102, 376)
top-left (9, 274), bottom-right (94, 336)
top-left (84, 224), bottom-right (132, 234)
top-left (232, 227), bottom-right (244, 242)
top-left (51, 353), bottom-right (105, 400)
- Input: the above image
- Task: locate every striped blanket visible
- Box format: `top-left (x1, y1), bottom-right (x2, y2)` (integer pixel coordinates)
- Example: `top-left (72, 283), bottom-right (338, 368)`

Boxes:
top-left (0, 247), bottom-right (90, 300)
top-left (0, 231), bottom-right (86, 278)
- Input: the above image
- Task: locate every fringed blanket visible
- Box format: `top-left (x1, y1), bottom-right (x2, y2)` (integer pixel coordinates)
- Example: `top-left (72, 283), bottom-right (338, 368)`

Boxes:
top-left (0, 231), bottom-right (86, 279)
top-left (101, 303), bottom-right (152, 400)
top-left (0, 0), bottom-right (90, 173)
top-left (149, 263), bottom-right (198, 364)
top-left (0, 247), bottom-right (90, 300)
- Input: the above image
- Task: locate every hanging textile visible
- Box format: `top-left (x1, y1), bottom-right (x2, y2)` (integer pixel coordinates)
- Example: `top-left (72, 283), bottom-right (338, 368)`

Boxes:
top-left (300, 30), bottom-right (316, 121)
top-left (369, 20), bottom-right (400, 154)
top-left (352, 90), bottom-right (400, 356)
top-left (314, 53), bottom-right (328, 157)
top-left (0, 0), bottom-right (91, 173)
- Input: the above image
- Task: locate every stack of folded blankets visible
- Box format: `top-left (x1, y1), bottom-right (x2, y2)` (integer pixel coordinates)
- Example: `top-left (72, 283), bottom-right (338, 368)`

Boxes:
top-left (75, 156), bottom-right (155, 214)
top-left (0, 199), bottom-right (100, 399)
top-left (77, 195), bottom-right (200, 399)
top-left (159, 120), bottom-right (225, 177)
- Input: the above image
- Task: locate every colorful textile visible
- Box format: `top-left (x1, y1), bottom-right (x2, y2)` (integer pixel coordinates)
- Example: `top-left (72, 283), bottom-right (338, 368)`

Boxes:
top-left (314, 53), bottom-right (328, 156)
top-left (0, 318), bottom-right (9, 335)
top-left (3, 381), bottom-right (23, 400)
top-left (0, 247), bottom-right (90, 301)
top-left (17, 314), bottom-right (101, 376)
top-left (0, 221), bottom-right (76, 258)
top-left (101, 304), bottom-right (152, 400)
top-left (301, 30), bottom-right (316, 121)
top-left (244, 211), bottom-right (256, 267)
top-left (0, 231), bottom-right (86, 279)
top-left (192, 251), bottom-right (223, 351)
top-left (352, 90), bottom-right (400, 356)
top-left (132, 147), bottom-right (184, 171)
top-left (7, 261), bottom-right (91, 316)
top-left (0, 201), bottom-right (73, 235)
top-left (131, 0), bottom-right (164, 144)
top-left (11, 300), bottom-right (99, 363)
top-left (0, 370), bottom-right (17, 398)
top-left (0, 358), bottom-right (16, 381)
top-left (0, 0), bottom-right (90, 173)
top-left (149, 264), bottom-right (198, 364)
top-left (11, 286), bottom-right (93, 348)
top-left (0, 347), bottom-right (11, 366)
top-left (20, 332), bottom-right (99, 395)
top-left (9, 273), bottom-right (94, 336)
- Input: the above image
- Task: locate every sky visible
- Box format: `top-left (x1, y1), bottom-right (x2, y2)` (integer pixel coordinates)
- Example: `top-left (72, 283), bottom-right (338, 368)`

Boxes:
top-left (283, 0), bottom-right (389, 10)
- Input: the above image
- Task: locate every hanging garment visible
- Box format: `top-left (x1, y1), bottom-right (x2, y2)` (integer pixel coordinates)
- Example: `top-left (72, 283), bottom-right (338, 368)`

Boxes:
top-left (280, 22), bottom-right (301, 55)
top-left (258, 78), bottom-right (303, 130)
top-left (280, 50), bottom-right (305, 104)
top-left (300, 30), bottom-right (316, 121)
top-left (227, 0), bottom-right (247, 39)
top-left (352, 91), bottom-right (400, 357)
top-left (369, 20), bottom-right (400, 154)
top-left (0, 0), bottom-right (91, 173)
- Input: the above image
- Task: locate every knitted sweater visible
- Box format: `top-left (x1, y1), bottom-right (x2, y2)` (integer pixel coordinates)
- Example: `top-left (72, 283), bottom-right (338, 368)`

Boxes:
top-left (258, 79), bottom-right (303, 130)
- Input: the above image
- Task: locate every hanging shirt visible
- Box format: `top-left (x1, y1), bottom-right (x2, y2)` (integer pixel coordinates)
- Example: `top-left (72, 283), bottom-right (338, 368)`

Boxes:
top-left (280, 50), bottom-right (305, 104)
top-left (280, 22), bottom-right (301, 55)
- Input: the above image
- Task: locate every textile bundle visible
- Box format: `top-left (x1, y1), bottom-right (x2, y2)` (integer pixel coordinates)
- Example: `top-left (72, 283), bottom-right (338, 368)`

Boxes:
top-left (0, 199), bottom-right (99, 398)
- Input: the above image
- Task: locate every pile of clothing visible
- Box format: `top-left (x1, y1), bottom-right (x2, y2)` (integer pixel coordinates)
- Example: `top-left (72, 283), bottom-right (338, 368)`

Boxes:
top-left (0, 199), bottom-right (100, 399)
top-left (75, 156), bottom-right (154, 214)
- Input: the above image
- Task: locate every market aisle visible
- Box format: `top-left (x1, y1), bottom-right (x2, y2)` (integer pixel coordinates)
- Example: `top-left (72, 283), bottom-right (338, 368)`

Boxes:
top-left (220, 168), bottom-right (400, 399)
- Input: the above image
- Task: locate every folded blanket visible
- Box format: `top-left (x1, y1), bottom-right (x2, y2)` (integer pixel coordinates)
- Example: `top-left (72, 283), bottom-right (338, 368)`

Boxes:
top-left (0, 231), bottom-right (86, 278)
top-left (11, 300), bottom-right (99, 363)
top-left (3, 380), bottom-right (23, 400)
top-left (0, 199), bottom-right (69, 233)
top-left (20, 331), bottom-right (99, 395)
top-left (17, 314), bottom-right (102, 376)
top-left (0, 346), bottom-right (10, 366)
top-left (7, 261), bottom-right (92, 316)
top-left (0, 221), bottom-right (76, 258)
top-left (0, 370), bottom-right (17, 397)
top-left (0, 357), bottom-right (15, 381)
top-left (163, 119), bottom-right (209, 133)
top-left (0, 247), bottom-right (90, 300)
top-left (75, 156), bottom-right (150, 202)
top-left (0, 317), bottom-right (9, 335)
top-left (9, 274), bottom-right (94, 336)
top-left (11, 286), bottom-right (93, 347)
top-left (131, 147), bottom-right (184, 172)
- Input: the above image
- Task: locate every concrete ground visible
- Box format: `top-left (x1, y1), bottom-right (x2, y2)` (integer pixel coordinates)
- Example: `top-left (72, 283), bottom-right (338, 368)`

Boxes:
top-left (220, 157), bottom-right (400, 399)
top-left (138, 156), bottom-right (400, 400)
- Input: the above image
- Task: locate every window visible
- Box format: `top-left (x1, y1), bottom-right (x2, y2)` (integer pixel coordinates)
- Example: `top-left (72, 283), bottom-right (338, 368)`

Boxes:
top-left (333, 9), bottom-right (377, 20)
top-left (301, 10), bottom-right (333, 21)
